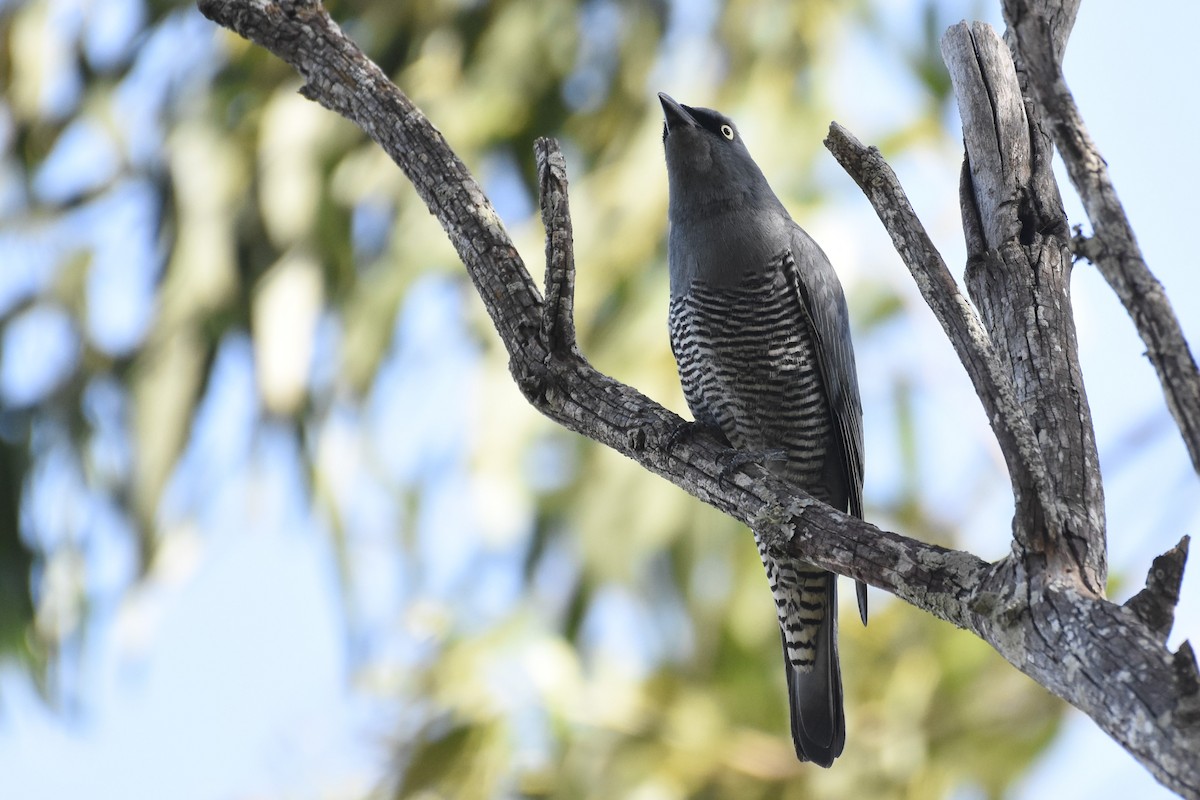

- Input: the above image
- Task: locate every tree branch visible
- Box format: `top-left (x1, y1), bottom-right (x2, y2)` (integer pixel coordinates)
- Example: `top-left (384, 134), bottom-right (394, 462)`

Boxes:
top-left (937, 14), bottom-right (1192, 792)
top-left (940, 23), bottom-right (1032, 250)
top-left (1002, 0), bottom-right (1200, 475)
top-left (535, 139), bottom-right (579, 358)
top-left (1126, 536), bottom-right (1190, 645)
top-left (941, 21), bottom-right (1106, 592)
top-left (823, 124), bottom-right (1060, 556)
top-left (198, 1), bottom-right (1199, 795)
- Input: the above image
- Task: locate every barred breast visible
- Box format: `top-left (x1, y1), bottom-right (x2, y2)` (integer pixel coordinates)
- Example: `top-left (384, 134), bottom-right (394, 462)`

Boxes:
top-left (668, 269), bottom-right (836, 498)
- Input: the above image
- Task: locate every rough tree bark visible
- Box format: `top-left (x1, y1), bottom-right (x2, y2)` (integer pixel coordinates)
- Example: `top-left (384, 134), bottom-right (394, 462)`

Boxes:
top-left (197, 0), bottom-right (1199, 795)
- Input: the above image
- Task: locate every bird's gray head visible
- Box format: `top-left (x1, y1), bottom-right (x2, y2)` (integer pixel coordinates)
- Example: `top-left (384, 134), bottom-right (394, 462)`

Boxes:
top-left (659, 92), bottom-right (781, 223)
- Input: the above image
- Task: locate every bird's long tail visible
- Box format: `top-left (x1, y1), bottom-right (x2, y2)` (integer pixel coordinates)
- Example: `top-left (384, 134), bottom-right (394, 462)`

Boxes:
top-left (761, 545), bottom-right (845, 767)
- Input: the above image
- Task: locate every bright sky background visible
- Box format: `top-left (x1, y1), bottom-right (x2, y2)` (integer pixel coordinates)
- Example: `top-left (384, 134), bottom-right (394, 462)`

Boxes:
top-left (0, 1), bottom-right (1197, 799)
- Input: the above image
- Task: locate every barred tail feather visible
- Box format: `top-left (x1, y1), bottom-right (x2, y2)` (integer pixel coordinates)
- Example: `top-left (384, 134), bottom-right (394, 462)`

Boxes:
top-left (785, 576), bottom-right (844, 767)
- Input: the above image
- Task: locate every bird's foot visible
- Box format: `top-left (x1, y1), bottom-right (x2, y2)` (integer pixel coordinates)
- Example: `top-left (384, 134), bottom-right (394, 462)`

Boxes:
top-left (716, 447), bottom-right (787, 487)
top-left (664, 416), bottom-right (729, 460)
top-left (663, 418), bottom-right (786, 486)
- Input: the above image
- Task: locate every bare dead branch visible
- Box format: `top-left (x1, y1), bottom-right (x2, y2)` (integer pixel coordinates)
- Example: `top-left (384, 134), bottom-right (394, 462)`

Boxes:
top-left (1014, 581), bottom-right (1198, 797)
top-left (199, 0), bottom-right (544, 365)
top-left (1003, 0), bottom-right (1200, 475)
top-left (941, 23), bottom-right (1032, 250)
top-left (1001, 0), bottom-right (1080, 71)
top-left (535, 138), bottom-right (579, 357)
top-left (942, 21), bottom-right (1106, 592)
top-left (823, 123), bottom-right (1058, 550)
top-left (1172, 642), bottom-right (1200, 729)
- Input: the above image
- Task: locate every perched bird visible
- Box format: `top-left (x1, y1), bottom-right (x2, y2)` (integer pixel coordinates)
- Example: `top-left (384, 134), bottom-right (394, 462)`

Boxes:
top-left (659, 92), bottom-right (866, 767)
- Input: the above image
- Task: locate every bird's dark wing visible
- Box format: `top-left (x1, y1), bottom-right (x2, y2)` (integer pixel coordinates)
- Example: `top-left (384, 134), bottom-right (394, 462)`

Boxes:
top-left (783, 226), bottom-right (864, 518)
top-left (784, 226), bottom-right (868, 623)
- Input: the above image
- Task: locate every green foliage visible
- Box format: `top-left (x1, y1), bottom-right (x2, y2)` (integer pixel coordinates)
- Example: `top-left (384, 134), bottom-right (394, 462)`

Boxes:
top-left (0, 432), bottom-right (35, 672)
top-left (0, 0), bottom-right (1063, 796)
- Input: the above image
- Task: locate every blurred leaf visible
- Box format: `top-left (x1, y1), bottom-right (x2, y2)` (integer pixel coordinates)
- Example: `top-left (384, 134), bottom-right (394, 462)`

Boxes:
top-left (0, 423), bottom-right (36, 666)
top-left (395, 719), bottom-right (498, 800)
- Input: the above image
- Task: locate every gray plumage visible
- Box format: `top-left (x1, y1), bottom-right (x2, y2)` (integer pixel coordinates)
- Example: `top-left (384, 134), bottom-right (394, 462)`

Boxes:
top-left (659, 93), bottom-right (866, 768)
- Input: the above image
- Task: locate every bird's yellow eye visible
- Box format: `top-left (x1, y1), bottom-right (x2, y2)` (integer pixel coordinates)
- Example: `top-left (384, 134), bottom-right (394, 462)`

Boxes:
top-left (720, 124), bottom-right (735, 140)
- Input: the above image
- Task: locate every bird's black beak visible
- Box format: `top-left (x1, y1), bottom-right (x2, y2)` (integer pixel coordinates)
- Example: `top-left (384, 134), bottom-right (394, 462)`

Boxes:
top-left (659, 92), bottom-right (698, 137)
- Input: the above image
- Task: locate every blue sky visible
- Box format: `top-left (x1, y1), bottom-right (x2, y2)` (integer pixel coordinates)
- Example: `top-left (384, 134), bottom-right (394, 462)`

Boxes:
top-left (1, 1), bottom-right (1197, 798)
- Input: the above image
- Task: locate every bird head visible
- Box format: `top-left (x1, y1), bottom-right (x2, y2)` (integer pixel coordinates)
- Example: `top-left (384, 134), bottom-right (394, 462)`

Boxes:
top-left (659, 92), bottom-right (776, 219)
